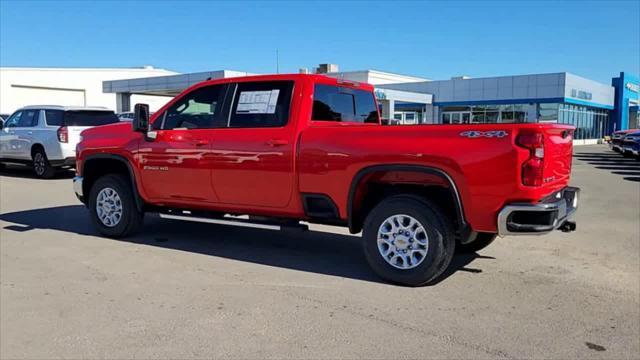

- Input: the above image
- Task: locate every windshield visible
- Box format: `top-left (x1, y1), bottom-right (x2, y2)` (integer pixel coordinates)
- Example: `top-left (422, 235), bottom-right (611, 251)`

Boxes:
top-left (64, 111), bottom-right (119, 126)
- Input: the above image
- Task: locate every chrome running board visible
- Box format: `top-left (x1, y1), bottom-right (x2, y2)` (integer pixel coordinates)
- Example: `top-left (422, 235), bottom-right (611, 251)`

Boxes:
top-left (159, 213), bottom-right (282, 231)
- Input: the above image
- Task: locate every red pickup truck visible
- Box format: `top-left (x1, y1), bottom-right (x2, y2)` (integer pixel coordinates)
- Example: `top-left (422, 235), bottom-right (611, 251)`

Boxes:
top-left (74, 74), bottom-right (579, 286)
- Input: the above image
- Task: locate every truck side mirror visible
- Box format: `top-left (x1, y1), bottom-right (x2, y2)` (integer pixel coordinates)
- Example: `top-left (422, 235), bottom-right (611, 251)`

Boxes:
top-left (132, 103), bottom-right (150, 133)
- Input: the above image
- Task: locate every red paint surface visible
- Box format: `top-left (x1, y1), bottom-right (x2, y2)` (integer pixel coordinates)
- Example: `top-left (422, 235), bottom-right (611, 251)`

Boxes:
top-left (77, 74), bottom-right (575, 233)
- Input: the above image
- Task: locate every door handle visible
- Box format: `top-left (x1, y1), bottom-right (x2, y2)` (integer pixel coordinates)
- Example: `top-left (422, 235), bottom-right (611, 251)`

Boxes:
top-left (27, 131), bottom-right (33, 135)
top-left (193, 139), bottom-right (209, 147)
top-left (267, 139), bottom-right (288, 147)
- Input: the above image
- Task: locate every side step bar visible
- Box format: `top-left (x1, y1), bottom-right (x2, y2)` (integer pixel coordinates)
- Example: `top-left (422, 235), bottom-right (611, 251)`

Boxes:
top-left (159, 213), bottom-right (282, 231)
top-left (159, 213), bottom-right (310, 231)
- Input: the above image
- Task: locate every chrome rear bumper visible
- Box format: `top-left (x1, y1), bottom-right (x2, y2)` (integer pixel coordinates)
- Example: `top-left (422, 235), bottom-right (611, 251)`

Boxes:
top-left (497, 187), bottom-right (579, 236)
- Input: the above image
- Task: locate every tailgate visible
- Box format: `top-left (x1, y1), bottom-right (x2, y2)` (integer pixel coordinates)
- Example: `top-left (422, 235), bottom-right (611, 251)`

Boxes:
top-left (67, 126), bottom-right (90, 146)
top-left (542, 125), bottom-right (574, 187)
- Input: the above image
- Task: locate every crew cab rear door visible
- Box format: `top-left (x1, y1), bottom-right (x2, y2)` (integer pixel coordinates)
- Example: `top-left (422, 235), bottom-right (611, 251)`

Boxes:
top-left (209, 80), bottom-right (297, 208)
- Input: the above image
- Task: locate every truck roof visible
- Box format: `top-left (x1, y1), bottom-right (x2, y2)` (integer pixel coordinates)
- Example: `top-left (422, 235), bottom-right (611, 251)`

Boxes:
top-left (197, 73), bottom-right (375, 90)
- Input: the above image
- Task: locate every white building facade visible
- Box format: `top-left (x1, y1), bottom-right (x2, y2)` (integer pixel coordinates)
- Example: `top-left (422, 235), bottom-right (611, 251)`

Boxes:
top-left (0, 66), bottom-right (178, 114)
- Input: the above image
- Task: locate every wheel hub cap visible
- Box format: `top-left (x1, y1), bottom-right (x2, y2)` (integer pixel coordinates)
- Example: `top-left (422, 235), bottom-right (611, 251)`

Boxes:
top-left (34, 153), bottom-right (45, 175)
top-left (377, 214), bottom-right (429, 270)
top-left (96, 187), bottom-right (123, 227)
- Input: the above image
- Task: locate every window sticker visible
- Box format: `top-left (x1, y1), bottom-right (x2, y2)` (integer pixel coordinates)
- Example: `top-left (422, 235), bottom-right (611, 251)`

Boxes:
top-left (236, 90), bottom-right (280, 114)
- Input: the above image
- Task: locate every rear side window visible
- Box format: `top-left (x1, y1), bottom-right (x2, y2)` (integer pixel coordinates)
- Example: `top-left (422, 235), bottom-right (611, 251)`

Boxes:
top-left (45, 110), bottom-right (64, 126)
top-left (228, 81), bottom-right (294, 128)
top-left (312, 84), bottom-right (379, 123)
top-left (63, 111), bottom-right (119, 126)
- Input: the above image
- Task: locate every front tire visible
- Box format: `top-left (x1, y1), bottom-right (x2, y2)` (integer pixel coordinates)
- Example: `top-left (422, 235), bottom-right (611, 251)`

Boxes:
top-left (88, 174), bottom-right (144, 238)
top-left (362, 195), bottom-right (455, 286)
top-left (32, 148), bottom-right (56, 179)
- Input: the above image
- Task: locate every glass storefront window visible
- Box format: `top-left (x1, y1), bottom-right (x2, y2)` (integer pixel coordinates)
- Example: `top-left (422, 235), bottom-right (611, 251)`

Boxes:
top-left (439, 103), bottom-right (609, 139)
top-left (486, 111), bottom-right (499, 123)
top-left (557, 104), bottom-right (609, 140)
top-left (538, 103), bottom-right (559, 122)
top-left (500, 105), bottom-right (514, 123)
top-left (514, 104), bottom-right (527, 122)
top-left (472, 112), bottom-right (486, 123)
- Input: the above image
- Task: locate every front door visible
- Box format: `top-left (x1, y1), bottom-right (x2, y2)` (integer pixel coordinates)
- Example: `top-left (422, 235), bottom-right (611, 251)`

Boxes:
top-left (13, 109), bottom-right (39, 160)
top-left (0, 111), bottom-right (22, 159)
top-left (137, 83), bottom-right (226, 205)
top-left (210, 80), bottom-right (296, 208)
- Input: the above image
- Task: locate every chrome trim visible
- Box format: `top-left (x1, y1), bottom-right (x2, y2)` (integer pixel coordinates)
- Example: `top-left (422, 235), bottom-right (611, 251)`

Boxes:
top-left (497, 187), bottom-right (579, 236)
top-left (159, 213), bottom-right (281, 231)
top-left (73, 176), bottom-right (83, 197)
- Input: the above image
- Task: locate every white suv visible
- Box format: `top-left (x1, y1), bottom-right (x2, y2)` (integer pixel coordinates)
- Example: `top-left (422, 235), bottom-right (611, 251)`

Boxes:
top-left (0, 106), bottom-right (120, 178)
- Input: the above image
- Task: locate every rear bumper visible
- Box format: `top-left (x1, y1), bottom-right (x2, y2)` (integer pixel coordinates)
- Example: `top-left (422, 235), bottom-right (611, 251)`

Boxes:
top-left (497, 186), bottom-right (580, 236)
top-left (622, 144), bottom-right (640, 155)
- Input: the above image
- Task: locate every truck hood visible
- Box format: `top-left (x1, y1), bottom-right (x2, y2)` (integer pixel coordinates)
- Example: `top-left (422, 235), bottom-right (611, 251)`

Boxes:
top-left (80, 121), bottom-right (133, 140)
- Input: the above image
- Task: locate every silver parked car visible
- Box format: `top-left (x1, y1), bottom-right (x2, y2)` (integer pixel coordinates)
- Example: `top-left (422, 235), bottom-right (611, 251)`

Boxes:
top-left (0, 105), bottom-right (120, 178)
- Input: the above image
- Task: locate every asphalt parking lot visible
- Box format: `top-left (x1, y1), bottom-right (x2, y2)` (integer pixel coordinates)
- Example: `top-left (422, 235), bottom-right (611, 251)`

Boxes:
top-left (0, 144), bottom-right (638, 359)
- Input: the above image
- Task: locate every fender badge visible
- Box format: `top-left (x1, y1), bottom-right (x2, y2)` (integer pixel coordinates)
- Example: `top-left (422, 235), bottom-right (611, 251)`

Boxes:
top-left (143, 165), bottom-right (169, 171)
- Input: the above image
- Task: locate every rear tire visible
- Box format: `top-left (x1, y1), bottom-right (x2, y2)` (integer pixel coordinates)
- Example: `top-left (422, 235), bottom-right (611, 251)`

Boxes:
top-left (456, 233), bottom-right (497, 253)
top-left (88, 174), bottom-right (144, 238)
top-left (362, 195), bottom-right (455, 286)
top-left (32, 148), bottom-right (56, 179)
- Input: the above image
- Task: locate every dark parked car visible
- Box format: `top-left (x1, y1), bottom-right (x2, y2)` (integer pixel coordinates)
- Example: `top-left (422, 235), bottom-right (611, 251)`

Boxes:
top-left (621, 130), bottom-right (640, 158)
top-left (610, 129), bottom-right (638, 152)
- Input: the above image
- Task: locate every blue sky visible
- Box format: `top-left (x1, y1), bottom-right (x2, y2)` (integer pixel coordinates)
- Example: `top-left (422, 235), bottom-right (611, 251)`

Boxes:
top-left (1, 0), bottom-right (638, 83)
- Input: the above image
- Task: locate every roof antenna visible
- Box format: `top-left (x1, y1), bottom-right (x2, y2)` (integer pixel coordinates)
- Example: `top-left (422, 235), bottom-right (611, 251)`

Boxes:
top-left (276, 49), bottom-right (280, 74)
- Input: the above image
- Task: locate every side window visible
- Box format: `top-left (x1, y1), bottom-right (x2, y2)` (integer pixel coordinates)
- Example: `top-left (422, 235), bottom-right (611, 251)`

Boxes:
top-left (312, 84), bottom-right (379, 123)
top-left (228, 81), bottom-right (294, 128)
top-left (4, 111), bottom-right (22, 128)
top-left (45, 110), bottom-right (64, 126)
top-left (162, 84), bottom-right (225, 130)
top-left (17, 109), bottom-right (38, 127)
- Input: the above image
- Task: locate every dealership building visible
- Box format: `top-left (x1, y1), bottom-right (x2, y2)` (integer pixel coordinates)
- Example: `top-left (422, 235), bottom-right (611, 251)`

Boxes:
top-left (378, 72), bottom-right (630, 143)
top-left (1, 64), bottom-right (637, 144)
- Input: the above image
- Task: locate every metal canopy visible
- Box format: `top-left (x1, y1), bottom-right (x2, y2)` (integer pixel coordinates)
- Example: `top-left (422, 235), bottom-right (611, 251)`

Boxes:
top-left (103, 70), bottom-right (255, 97)
top-left (103, 70), bottom-right (432, 112)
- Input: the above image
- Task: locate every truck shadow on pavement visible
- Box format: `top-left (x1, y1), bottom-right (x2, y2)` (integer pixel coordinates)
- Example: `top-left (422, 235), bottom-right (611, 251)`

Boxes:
top-left (573, 151), bottom-right (640, 182)
top-left (0, 165), bottom-right (75, 180)
top-left (0, 205), bottom-right (491, 285)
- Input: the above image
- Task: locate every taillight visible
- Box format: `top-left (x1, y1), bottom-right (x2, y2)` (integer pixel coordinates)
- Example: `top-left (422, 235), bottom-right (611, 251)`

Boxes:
top-left (57, 126), bottom-right (68, 143)
top-left (516, 132), bottom-right (544, 186)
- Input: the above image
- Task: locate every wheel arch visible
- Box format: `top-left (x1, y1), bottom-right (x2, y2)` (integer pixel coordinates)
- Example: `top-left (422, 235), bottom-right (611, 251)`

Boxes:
top-left (82, 154), bottom-right (144, 211)
top-left (347, 165), bottom-right (468, 236)
top-left (30, 143), bottom-right (45, 157)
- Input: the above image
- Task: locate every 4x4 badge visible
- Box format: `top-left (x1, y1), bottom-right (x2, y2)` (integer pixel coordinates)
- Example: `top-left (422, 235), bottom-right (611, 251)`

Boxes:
top-left (460, 130), bottom-right (509, 138)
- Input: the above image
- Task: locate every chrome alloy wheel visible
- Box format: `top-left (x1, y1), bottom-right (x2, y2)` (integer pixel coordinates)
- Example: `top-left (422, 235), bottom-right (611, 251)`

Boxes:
top-left (96, 187), bottom-right (123, 227)
top-left (33, 152), bottom-right (46, 176)
top-left (377, 214), bottom-right (429, 269)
